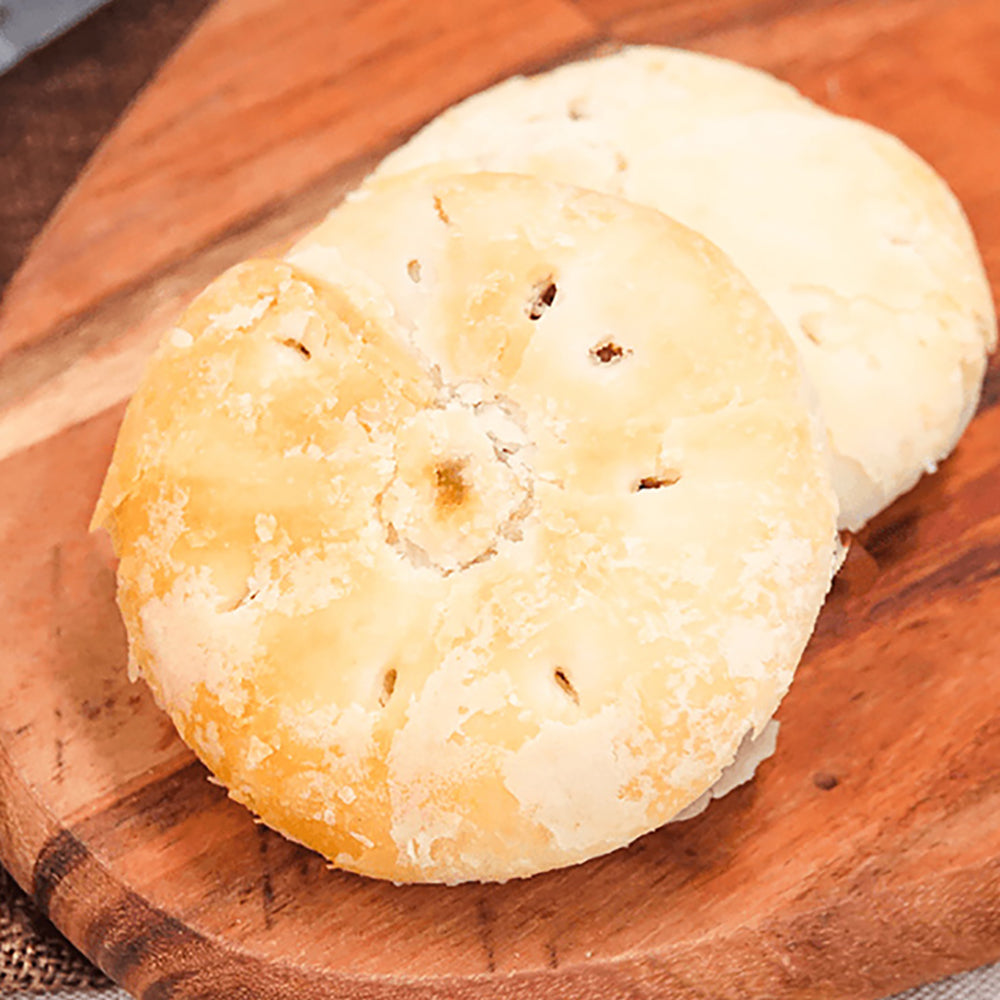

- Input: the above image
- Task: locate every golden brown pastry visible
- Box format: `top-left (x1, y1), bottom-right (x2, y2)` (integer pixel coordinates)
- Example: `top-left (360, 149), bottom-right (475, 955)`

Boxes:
top-left (94, 173), bottom-right (838, 882)
top-left (374, 47), bottom-right (997, 530)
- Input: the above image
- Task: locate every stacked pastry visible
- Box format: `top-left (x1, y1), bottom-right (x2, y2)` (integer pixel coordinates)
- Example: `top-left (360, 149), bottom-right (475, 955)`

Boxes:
top-left (93, 48), bottom-right (995, 884)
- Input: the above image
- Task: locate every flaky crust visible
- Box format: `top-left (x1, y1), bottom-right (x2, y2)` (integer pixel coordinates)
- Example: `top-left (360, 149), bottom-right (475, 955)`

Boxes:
top-left (374, 46), bottom-right (997, 530)
top-left (95, 173), bottom-right (837, 882)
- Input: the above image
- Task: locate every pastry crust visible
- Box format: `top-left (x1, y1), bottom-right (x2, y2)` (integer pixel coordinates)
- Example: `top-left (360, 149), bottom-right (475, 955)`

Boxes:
top-left (95, 173), bottom-right (837, 882)
top-left (373, 46), bottom-right (997, 530)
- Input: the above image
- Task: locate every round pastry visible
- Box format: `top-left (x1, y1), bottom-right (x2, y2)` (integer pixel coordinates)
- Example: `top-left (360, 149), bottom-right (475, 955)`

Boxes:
top-left (94, 172), bottom-right (837, 883)
top-left (372, 46), bottom-right (997, 530)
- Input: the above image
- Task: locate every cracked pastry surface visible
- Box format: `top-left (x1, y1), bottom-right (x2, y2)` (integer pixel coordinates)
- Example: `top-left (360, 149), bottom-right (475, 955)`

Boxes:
top-left (94, 172), bottom-right (837, 883)
top-left (373, 46), bottom-right (997, 530)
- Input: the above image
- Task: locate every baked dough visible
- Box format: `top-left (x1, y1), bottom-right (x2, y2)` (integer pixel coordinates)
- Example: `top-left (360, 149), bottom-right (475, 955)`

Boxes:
top-left (373, 46), bottom-right (997, 530)
top-left (94, 172), bottom-right (837, 882)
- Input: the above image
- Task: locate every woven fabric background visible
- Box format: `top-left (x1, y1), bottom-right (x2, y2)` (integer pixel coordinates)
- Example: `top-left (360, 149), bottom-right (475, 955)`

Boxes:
top-left (898, 964), bottom-right (1000, 1000)
top-left (0, 870), bottom-right (109, 993)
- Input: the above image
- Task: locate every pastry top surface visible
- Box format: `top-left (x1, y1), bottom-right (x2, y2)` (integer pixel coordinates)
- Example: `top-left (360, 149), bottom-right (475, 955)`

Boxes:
top-left (95, 172), bottom-right (837, 882)
top-left (374, 46), bottom-right (997, 530)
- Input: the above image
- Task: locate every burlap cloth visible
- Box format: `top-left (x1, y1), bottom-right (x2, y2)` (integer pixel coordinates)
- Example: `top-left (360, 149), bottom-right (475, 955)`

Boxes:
top-left (0, 870), bottom-right (109, 994)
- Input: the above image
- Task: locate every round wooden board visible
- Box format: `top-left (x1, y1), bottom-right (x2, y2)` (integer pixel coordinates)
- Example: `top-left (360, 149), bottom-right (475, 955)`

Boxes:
top-left (2, 1), bottom-right (1000, 998)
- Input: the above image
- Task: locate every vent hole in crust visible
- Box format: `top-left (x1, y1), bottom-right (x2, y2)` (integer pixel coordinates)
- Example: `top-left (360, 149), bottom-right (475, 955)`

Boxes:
top-left (379, 668), bottom-right (398, 708)
top-left (407, 259), bottom-right (422, 283)
top-left (218, 587), bottom-right (259, 614)
top-left (433, 195), bottom-right (451, 225)
top-left (590, 339), bottom-right (631, 365)
top-left (635, 472), bottom-right (681, 491)
top-left (567, 99), bottom-right (589, 121)
top-left (553, 667), bottom-right (579, 705)
top-left (281, 338), bottom-right (311, 359)
top-left (527, 278), bottom-right (558, 320)
top-left (435, 459), bottom-right (469, 509)
top-left (799, 315), bottom-right (822, 346)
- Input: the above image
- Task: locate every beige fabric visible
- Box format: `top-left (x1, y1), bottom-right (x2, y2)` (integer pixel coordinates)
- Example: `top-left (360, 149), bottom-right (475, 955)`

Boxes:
top-left (373, 46), bottom-right (997, 530)
top-left (0, 869), bottom-right (108, 994)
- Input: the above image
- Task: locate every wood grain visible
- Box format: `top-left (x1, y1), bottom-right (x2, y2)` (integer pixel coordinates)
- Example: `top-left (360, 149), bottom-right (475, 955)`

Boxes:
top-left (1, 0), bottom-right (999, 997)
top-left (574, 0), bottom-right (846, 42)
top-left (0, 0), bottom-right (594, 361)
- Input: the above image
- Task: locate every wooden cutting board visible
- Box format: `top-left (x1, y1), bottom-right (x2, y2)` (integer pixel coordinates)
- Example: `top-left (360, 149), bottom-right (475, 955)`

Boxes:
top-left (2, 1), bottom-right (1000, 997)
